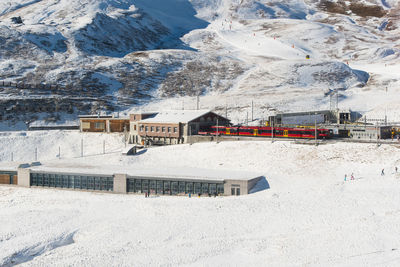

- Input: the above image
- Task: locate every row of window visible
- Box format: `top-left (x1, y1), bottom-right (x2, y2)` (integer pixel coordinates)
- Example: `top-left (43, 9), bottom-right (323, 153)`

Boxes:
top-left (127, 179), bottom-right (224, 195)
top-left (139, 125), bottom-right (178, 133)
top-left (81, 122), bottom-right (105, 130)
top-left (30, 173), bottom-right (113, 191)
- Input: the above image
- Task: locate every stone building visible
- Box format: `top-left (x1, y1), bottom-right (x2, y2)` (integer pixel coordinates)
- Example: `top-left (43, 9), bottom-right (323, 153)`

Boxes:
top-left (129, 110), bottom-right (230, 145)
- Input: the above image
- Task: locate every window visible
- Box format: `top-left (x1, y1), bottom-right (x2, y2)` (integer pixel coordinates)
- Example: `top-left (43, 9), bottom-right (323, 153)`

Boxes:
top-left (82, 122), bottom-right (90, 129)
top-left (171, 182), bottom-right (179, 195)
top-left (135, 179), bottom-right (142, 193)
top-left (179, 182), bottom-right (185, 193)
top-left (168, 127), bottom-right (171, 133)
top-left (186, 182), bottom-right (193, 194)
top-left (145, 126), bottom-right (149, 132)
top-left (95, 122), bottom-right (105, 129)
top-left (134, 125), bottom-right (137, 131)
top-left (174, 127), bottom-right (178, 133)
top-left (201, 183), bottom-right (209, 194)
top-left (149, 180), bottom-right (156, 194)
top-left (162, 127), bottom-right (166, 132)
top-left (156, 126), bottom-right (160, 132)
top-left (127, 179), bottom-right (135, 192)
top-left (151, 126), bottom-right (154, 132)
top-left (133, 115), bottom-right (136, 120)
top-left (140, 125), bottom-right (144, 131)
top-left (217, 184), bottom-right (224, 194)
top-left (164, 181), bottom-right (171, 195)
top-left (142, 180), bottom-right (149, 193)
top-left (157, 181), bottom-right (163, 194)
top-left (194, 183), bottom-right (201, 194)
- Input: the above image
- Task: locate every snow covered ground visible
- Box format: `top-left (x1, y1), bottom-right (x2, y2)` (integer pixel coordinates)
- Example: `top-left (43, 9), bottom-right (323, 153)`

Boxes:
top-left (1, 131), bottom-right (400, 266)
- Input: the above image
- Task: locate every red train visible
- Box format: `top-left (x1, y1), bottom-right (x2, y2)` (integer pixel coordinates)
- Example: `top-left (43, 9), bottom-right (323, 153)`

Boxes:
top-left (199, 126), bottom-right (333, 139)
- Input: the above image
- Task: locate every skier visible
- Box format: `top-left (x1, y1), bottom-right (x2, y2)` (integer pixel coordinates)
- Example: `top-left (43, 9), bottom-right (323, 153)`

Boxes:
top-left (381, 169), bottom-right (385, 176)
top-left (396, 167), bottom-right (398, 173)
top-left (351, 173), bottom-right (354, 180)
top-left (344, 174), bottom-right (347, 181)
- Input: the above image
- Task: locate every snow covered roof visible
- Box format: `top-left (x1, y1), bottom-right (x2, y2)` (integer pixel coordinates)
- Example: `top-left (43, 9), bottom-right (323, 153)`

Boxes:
top-left (139, 110), bottom-right (225, 124)
top-left (0, 162), bottom-right (261, 182)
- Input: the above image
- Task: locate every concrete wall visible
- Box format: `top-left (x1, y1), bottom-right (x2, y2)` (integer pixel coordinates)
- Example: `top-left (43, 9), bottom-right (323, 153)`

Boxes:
top-left (224, 179), bottom-right (248, 196)
top-left (17, 168), bottom-right (30, 187)
top-left (113, 173), bottom-right (127, 193)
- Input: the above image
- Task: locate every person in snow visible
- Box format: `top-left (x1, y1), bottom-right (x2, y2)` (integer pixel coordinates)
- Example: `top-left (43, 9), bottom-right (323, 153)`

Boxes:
top-left (381, 169), bottom-right (385, 176)
top-left (396, 167), bottom-right (398, 173)
top-left (351, 173), bottom-right (354, 180)
top-left (344, 174), bottom-right (347, 181)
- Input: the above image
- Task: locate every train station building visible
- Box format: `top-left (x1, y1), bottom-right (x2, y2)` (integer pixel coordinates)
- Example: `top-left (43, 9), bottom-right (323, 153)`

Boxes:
top-left (0, 163), bottom-right (263, 197)
top-left (129, 110), bottom-right (230, 145)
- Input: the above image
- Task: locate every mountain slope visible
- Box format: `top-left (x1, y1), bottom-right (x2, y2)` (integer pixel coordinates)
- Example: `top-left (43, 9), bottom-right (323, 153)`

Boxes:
top-left (0, 0), bottom-right (399, 128)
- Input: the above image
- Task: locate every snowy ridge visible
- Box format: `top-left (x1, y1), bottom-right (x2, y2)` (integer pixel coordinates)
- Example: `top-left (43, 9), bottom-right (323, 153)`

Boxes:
top-left (0, 0), bottom-right (399, 125)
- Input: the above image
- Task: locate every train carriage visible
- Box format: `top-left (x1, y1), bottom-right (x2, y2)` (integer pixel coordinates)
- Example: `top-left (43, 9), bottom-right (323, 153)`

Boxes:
top-left (200, 126), bottom-right (333, 139)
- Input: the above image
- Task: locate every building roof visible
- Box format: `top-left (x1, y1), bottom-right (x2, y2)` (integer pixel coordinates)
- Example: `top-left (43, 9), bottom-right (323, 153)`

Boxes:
top-left (0, 162), bottom-right (262, 182)
top-left (139, 110), bottom-right (227, 124)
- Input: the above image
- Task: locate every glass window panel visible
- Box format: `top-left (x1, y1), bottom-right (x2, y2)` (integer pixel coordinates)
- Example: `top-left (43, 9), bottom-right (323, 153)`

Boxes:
top-left (81, 176), bottom-right (87, 189)
top-left (74, 176), bottom-right (81, 189)
top-left (178, 182), bottom-right (185, 193)
top-left (68, 176), bottom-right (74, 188)
top-left (149, 180), bottom-right (156, 194)
top-left (209, 184), bottom-right (217, 194)
top-left (186, 182), bottom-right (193, 194)
top-left (201, 183), bottom-right (209, 194)
top-left (217, 184), bottom-right (224, 195)
top-left (194, 183), bottom-right (201, 194)
top-left (231, 188), bottom-right (235, 195)
top-left (171, 182), bottom-right (179, 195)
top-left (135, 179), bottom-right (142, 193)
top-left (156, 181), bottom-right (163, 194)
top-left (164, 181), bottom-right (170, 195)
top-left (128, 179), bottom-right (135, 192)
top-left (49, 174), bottom-right (55, 187)
top-left (87, 177), bottom-right (94, 190)
top-left (31, 173), bottom-right (37, 186)
top-left (107, 177), bottom-right (113, 191)
top-left (94, 177), bottom-right (101, 190)
top-left (55, 174), bottom-right (62, 187)
top-left (62, 175), bottom-right (69, 188)
top-left (100, 177), bottom-right (107, 191)
top-left (142, 180), bottom-right (149, 193)
top-left (38, 174), bottom-right (44, 186)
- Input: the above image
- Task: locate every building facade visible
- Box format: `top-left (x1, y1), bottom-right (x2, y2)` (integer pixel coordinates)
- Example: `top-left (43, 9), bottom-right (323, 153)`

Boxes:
top-left (79, 115), bottom-right (129, 133)
top-left (129, 110), bottom-right (230, 145)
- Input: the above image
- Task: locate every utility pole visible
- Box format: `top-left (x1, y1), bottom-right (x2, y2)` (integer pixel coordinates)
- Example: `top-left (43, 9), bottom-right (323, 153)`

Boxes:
top-left (11, 152), bottom-right (13, 162)
top-left (251, 100), bottom-right (254, 121)
top-left (315, 113), bottom-right (317, 146)
top-left (271, 119), bottom-right (274, 143)
top-left (336, 90), bottom-right (339, 110)
top-left (35, 147), bottom-right (38, 161)
top-left (216, 118), bottom-right (219, 143)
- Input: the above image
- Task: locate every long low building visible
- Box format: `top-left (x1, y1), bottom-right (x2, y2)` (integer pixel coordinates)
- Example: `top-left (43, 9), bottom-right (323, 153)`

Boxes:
top-left (0, 163), bottom-right (264, 196)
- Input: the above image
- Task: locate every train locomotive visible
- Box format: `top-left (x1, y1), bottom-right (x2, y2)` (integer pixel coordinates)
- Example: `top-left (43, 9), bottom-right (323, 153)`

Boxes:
top-left (199, 126), bottom-right (333, 139)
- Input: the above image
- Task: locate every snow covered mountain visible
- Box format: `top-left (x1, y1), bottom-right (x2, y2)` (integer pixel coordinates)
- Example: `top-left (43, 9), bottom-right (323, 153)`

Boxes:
top-left (0, 0), bottom-right (399, 128)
